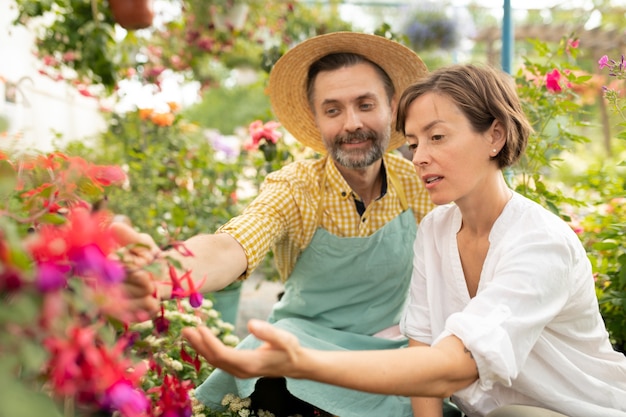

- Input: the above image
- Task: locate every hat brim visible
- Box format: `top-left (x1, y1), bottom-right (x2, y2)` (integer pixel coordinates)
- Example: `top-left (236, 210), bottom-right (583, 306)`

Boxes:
top-left (268, 31), bottom-right (428, 154)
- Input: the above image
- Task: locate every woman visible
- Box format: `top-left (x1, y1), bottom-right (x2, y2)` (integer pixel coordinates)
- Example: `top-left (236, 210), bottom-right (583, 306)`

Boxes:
top-left (182, 64), bottom-right (626, 417)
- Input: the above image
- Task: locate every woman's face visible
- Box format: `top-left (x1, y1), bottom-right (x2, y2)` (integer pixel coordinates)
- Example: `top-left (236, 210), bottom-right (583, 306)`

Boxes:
top-left (403, 92), bottom-right (502, 207)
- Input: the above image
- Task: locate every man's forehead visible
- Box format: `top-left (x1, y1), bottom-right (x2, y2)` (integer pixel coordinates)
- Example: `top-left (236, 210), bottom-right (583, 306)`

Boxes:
top-left (311, 64), bottom-right (387, 102)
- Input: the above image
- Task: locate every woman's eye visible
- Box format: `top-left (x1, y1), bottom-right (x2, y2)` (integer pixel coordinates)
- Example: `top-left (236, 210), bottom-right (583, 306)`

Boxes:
top-left (432, 134), bottom-right (444, 141)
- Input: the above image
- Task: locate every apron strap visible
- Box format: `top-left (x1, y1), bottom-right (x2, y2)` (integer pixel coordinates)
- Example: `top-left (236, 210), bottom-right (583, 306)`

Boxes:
top-left (315, 157), bottom-right (409, 226)
top-left (315, 157), bottom-right (329, 226)
top-left (388, 169), bottom-right (408, 211)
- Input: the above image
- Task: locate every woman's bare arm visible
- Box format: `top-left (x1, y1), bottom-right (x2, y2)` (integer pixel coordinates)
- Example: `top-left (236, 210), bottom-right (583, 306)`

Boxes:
top-left (182, 319), bottom-right (479, 398)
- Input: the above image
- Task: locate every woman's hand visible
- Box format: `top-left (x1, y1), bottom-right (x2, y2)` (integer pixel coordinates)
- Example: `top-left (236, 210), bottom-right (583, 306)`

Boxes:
top-left (182, 319), bottom-right (306, 379)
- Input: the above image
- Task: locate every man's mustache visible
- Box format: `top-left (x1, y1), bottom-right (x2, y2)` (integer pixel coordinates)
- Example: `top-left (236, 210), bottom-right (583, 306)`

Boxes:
top-left (334, 131), bottom-right (376, 144)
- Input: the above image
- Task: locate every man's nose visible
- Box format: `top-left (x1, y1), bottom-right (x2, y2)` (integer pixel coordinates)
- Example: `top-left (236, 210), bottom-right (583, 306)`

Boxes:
top-left (344, 108), bottom-right (364, 131)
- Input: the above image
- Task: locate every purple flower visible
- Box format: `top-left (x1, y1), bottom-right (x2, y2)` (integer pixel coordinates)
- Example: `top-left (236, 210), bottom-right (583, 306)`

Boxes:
top-left (71, 244), bottom-right (106, 276)
top-left (598, 55), bottom-right (609, 69)
top-left (154, 314), bottom-right (170, 334)
top-left (101, 259), bottom-right (125, 284)
top-left (71, 244), bottom-right (123, 283)
top-left (35, 261), bottom-right (69, 292)
top-left (189, 291), bottom-right (203, 308)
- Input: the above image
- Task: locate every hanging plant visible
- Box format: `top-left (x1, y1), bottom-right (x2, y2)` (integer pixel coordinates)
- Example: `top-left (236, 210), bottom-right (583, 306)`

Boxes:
top-left (402, 4), bottom-right (460, 51)
top-left (11, 0), bottom-right (145, 95)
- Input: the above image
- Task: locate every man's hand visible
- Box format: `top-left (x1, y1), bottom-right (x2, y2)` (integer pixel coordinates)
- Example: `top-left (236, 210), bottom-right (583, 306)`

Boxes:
top-left (182, 319), bottom-right (305, 379)
top-left (110, 221), bottom-right (163, 319)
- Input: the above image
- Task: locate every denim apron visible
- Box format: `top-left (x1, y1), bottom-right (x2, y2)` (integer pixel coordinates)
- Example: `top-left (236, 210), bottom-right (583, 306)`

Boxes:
top-left (196, 166), bottom-right (417, 417)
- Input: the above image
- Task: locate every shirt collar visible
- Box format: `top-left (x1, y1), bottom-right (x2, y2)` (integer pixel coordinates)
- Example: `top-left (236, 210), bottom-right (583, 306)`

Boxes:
top-left (324, 156), bottom-right (389, 202)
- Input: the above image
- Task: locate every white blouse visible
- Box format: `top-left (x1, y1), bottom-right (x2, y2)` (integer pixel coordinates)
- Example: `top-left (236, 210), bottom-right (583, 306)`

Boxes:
top-left (400, 192), bottom-right (626, 417)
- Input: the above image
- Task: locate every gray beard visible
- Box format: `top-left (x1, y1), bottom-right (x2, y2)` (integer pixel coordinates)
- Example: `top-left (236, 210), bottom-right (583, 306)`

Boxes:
top-left (326, 127), bottom-right (390, 169)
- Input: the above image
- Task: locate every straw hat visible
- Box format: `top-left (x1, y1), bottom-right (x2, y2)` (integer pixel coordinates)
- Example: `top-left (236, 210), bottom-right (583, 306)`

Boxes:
top-left (268, 31), bottom-right (428, 154)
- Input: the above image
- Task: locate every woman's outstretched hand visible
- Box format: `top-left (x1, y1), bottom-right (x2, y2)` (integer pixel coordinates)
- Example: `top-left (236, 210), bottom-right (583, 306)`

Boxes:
top-left (182, 319), bottom-right (306, 379)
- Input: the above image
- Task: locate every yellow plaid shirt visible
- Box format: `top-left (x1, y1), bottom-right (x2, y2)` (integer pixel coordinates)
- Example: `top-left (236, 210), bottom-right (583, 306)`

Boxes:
top-left (218, 152), bottom-right (434, 280)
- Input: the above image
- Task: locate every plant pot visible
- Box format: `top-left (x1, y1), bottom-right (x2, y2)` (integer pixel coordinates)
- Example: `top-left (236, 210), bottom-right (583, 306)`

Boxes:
top-left (108, 0), bottom-right (154, 30)
top-left (210, 281), bottom-right (243, 326)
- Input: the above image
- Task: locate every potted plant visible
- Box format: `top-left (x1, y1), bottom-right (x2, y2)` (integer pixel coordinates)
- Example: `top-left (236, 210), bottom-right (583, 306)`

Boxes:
top-left (108, 0), bottom-right (154, 30)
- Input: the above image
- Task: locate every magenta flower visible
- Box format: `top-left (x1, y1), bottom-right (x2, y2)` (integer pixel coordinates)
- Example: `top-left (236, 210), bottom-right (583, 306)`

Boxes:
top-left (71, 244), bottom-right (124, 283)
top-left (546, 69), bottom-right (562, 92)
top-left (598, 55), bottom-right (609, 69)
top-left (36, 261), bottom-right (70, 292)
top-left (104, 380), bottom-right (149, 417)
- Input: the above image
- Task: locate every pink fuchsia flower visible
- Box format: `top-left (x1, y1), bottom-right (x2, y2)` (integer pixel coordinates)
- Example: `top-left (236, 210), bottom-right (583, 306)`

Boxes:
top-left (546, 69), bottom-right (563, 92)
top-left (598, 55), bottom-right (610, 69)
top-left (566, 38), bottom-right (579, 55)
top-left (28, 208), bottom-right (126, 287)
top-left (103, 380), bottom-right (149, 417)
top-left (44, 326), bottom-right (147, 414)
top-left (148, 374), bottom-right (193, 417)
top-left (168, 264), bottom-right (206, 308)
top-left (249, 120), bottom-right (282, 147)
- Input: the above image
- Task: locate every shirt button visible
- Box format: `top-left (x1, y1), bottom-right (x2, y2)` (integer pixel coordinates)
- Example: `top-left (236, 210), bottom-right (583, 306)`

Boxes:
top-left (362, 217), bottom-right (366, 222)
top-left (341, 191), bottom-right (347, 197)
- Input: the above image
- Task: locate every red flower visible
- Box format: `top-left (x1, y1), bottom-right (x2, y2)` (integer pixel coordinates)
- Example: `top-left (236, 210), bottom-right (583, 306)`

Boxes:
top-left (148, 374), bottom-right (192, 417)
top-left (545, 69), bottom-right (562, 93)
top-left (249, 120), bottom-right (282, 147)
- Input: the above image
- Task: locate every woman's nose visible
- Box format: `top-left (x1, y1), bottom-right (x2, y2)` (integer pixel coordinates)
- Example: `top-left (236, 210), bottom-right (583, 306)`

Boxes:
top-left (412, 144), bottom-right (430, 167)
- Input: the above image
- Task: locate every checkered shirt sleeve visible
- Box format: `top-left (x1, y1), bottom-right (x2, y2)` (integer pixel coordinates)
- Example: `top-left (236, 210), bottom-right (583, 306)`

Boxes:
top-left (218, 153), bottom-right (433, 280)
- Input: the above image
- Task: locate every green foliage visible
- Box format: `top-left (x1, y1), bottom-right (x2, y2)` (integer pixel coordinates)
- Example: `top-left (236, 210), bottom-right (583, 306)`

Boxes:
top-left (64, 107), bottom-right (245, 247)
top-left (508, 37), bottom-right (626, 351)
top-left (130, 298), bottom-right (240, 415)
top-left (183, 81), bottom-right (272, 134)
top-left (511, 37), bottom-right (590, 216)
top-left (576, 165), bottom-right (626, 352)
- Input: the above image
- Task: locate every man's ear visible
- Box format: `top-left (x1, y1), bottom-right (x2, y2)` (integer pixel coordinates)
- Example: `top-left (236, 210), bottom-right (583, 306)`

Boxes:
top-left (390, 96), bottom-right (398, 121)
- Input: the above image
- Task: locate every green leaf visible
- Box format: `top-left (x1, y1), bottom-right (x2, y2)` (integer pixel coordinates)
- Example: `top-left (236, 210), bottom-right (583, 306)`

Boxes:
top-left (592, 239), bottom-right (620, 251)
top-left (0, 160), bottom-right (17, 200)
top-left (0, 373), bottom-right (63, 417)
top-left (38, 212), bottom-right (67, 225)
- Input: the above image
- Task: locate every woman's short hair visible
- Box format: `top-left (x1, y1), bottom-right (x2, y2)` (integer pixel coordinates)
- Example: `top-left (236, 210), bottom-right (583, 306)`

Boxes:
top-left (395, 64), bottom-right (532, 168)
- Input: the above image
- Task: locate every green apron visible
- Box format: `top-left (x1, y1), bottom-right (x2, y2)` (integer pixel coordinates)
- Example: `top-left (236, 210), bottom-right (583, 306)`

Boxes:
top-left (196, 166), bottom-right (417, 416)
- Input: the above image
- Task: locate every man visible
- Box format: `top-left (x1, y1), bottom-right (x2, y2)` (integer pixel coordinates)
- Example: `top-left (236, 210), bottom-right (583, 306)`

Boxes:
top-left (114, 32), bottom-right (441, 417)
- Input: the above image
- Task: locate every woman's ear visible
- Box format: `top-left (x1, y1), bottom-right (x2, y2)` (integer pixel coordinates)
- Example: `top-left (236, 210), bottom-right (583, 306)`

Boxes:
top-left (490, 119), bottom-right (506, 150)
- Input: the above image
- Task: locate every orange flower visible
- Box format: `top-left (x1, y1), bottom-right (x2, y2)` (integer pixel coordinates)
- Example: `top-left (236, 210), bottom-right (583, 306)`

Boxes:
top-left (167, 101), bottom-right (180, 113)
top-left (138, 108), bottom-right (153, 121)
top-left (150, 112), bottom-right (175, 127)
